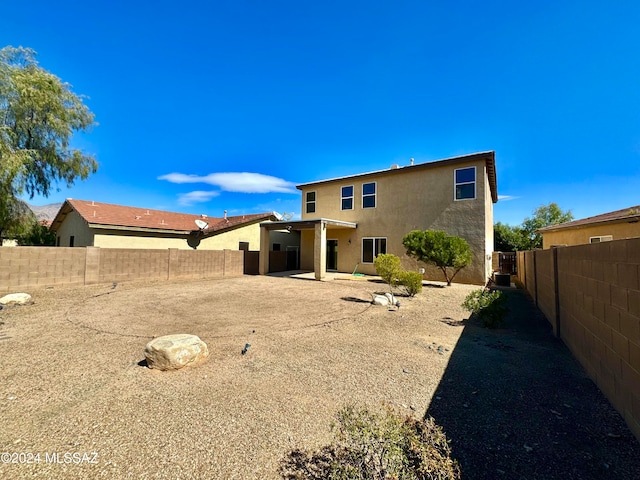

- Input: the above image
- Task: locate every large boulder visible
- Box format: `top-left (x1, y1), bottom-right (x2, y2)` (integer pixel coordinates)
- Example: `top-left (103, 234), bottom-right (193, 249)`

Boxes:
top-left (144, 334), bottom-right (209, 371)
top-left (0, 293), bottom-right (32, 306)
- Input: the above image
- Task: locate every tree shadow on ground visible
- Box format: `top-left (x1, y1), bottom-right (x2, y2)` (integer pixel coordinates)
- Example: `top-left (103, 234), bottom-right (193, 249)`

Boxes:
top-left (424, 283), bottom-right (447, 289)
top-left (425, 287), bottom-right (640, 480)
top-left (340, 296), bottom-right (372, 304)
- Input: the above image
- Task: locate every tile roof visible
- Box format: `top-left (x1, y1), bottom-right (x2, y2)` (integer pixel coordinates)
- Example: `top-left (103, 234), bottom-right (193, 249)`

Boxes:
top-left (50, 199), bottom-right (275, 235)
top-left (538, 205), bottom-right (640, 232)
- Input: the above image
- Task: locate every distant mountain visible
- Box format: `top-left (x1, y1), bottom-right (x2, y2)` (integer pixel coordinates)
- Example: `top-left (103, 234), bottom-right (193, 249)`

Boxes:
top-left (28, 203), bottom-right (63, 221)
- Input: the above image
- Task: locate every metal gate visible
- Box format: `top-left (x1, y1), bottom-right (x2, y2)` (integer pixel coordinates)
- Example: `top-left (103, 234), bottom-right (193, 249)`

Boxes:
top-left (499, 252), bottom-right (517, 274)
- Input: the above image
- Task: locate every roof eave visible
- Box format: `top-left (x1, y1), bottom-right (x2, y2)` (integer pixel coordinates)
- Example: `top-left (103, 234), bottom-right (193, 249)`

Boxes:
top-left (296, 151), bottom-right (498, 203)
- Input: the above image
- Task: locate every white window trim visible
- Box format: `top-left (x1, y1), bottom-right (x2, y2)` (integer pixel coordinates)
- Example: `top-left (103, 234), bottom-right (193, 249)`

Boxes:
top-left (454, 166), bottom-right (476, 201)
top-left (305, 191), bottom-right (316, 214)
top-left (341, 185), bottom-right (354, 211)
top-left (362, 181), bottom-right (377, 209)
top-left (361, 236), bottom-right (387, 264)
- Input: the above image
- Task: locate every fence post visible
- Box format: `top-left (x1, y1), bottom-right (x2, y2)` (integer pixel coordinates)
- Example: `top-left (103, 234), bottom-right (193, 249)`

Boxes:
top-left (553, 247), bottom-right (561, 338)
top-left (533, 250), bottom-right (538, 306)
top-left (85, 247), bottom-right (101, 285)
top-left (168, 249), bottom-right (179, 280)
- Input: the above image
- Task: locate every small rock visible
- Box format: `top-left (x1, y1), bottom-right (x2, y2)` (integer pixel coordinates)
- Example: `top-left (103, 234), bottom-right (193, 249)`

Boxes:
top-left (409, 405), bottom-right (417, 411)
top-left (402, 368), bottom-right (411, 374)
top-left (0, 293), bottom-right (32, 306)
top-left (372, 295), bottom-right (389, 306)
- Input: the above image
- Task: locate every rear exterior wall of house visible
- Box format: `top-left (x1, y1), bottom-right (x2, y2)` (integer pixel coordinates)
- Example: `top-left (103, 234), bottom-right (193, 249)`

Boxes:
top-left (298, 158), bottom-right (493, 284)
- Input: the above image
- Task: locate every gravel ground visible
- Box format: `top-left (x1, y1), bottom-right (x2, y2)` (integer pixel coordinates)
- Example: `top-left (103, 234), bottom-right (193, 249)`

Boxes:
top-left (426, 287), bottom-right (640, 480)
top-left (0, 275), bottom-right (638, 479)
top-left (0, 275), bottom-right (474, 479)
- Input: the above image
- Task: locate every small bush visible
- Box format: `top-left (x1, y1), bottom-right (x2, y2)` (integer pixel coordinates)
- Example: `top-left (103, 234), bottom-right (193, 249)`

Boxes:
top-left (374, 254), bottom-right (402, 288)
top-left (280, 404), bottom-right (460, 480)
top-left (399, 270), bottom-right (423, 297)
top-left (461, 288), bottom-right (507, 328)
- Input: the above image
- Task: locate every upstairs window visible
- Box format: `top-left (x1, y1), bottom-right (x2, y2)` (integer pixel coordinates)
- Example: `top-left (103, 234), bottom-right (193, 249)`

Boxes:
top-left (306, 191), bottom-right (316, 214)
top-left (362, 237), bottom-right (387, 263)
top-left (341, 186), bottom-right (354, 210)
top-left (362, 182), bottom-right (376, 208)
top-left (455, 167), bottom-right (476, 200)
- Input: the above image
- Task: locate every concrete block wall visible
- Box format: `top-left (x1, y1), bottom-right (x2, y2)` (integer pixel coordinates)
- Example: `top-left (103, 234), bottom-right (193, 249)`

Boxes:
top-left (0, 247), bottom-right (86, 290)
top-left (0, 247), bottom-right (245, 292)
top-left (98, 248), bottom-right (169, 283)
top-left (535, 248), bottom-right (559, 336)
top-left (517, 239), bottom-right (640, 441)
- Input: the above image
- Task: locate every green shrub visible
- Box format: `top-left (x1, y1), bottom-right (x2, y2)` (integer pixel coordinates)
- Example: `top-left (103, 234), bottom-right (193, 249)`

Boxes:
top-left (461, 288), bottom-right (507, 328)
top-left (374, 254), bottom-right (402, 288)
top-left (280, 405), bottom-right (460, 480)
top-left (399, 270), bottom-right (423, 297)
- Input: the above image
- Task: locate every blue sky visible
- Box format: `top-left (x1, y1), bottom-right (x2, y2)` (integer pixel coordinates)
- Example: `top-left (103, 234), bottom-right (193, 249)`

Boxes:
top-left (3, 1), bottom-right (640, 225)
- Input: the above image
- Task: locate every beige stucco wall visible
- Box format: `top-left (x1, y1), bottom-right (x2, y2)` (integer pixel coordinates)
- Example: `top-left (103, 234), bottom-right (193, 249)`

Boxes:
top-left (198, 223), bottom-right (263, 250)
top-left (542, 222), bottom-right (640, 249)
top-left (299, 159), bottom-right (493, 284)
top-left (484, 170), bottom-right (495, 279)
top-left (93, 231), bottom-right (188, 249)
top-left (270, 230), bottom-right (301, 251)
top-left (92, 222), bottom-right (265, 250)
top-left (55, 210), bottom-right (94, 247)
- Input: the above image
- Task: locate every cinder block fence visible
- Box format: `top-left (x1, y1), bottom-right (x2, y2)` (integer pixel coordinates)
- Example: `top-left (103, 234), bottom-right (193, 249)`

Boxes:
top-left (0, 247), bottom-right (244, 292)
top-left (517, 238), bottom-right (640, 441)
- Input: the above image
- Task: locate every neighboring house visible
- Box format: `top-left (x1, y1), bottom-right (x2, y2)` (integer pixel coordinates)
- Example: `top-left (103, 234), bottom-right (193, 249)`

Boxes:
top-left (50, 199), bottom-right (278, 250)
top-left (539, 205), bottom-right (640, 249)
top-left (259, 151), bottom-right (498, 284)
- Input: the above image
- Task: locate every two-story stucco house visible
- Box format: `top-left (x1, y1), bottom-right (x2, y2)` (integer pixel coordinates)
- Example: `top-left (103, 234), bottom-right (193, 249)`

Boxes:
top-left (259, 151), bottom-right (498, 284)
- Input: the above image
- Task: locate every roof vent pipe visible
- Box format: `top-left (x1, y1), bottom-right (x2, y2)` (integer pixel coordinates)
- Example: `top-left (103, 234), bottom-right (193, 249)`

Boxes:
top-left (410, 158), bottom-right (415, 166)
top-left (224, 210), bottom-right (227, 220)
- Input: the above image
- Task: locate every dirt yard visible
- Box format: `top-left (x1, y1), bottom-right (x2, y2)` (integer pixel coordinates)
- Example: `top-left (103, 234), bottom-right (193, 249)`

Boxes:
top-left (1, 274), bottom-right (639, 479)
top-left (0, 274), bottom-right (477, 479)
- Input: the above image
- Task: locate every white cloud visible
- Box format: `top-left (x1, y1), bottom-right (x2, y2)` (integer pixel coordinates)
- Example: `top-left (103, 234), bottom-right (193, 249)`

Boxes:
top-left (177, 190), bottom-right (220, 206)
top-left (498, 195), bottom-right (520, 202)
top-left (158, 172), bottom-right (298, 194)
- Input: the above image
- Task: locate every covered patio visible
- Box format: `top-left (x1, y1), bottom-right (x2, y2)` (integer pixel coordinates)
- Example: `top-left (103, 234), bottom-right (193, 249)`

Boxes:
top-left (259, 218), bottom-right (357, 280)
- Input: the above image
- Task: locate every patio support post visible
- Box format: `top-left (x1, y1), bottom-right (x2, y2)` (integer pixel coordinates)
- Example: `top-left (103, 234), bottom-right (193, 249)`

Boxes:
top-left (314, 221), bottom-right (327, 280)
top-left (259, 225), bottom-right (270, 275)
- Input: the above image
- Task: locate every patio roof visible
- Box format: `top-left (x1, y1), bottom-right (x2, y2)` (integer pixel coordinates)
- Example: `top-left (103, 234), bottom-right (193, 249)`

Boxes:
top-left (259, 218), bottom-right (357, 231)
